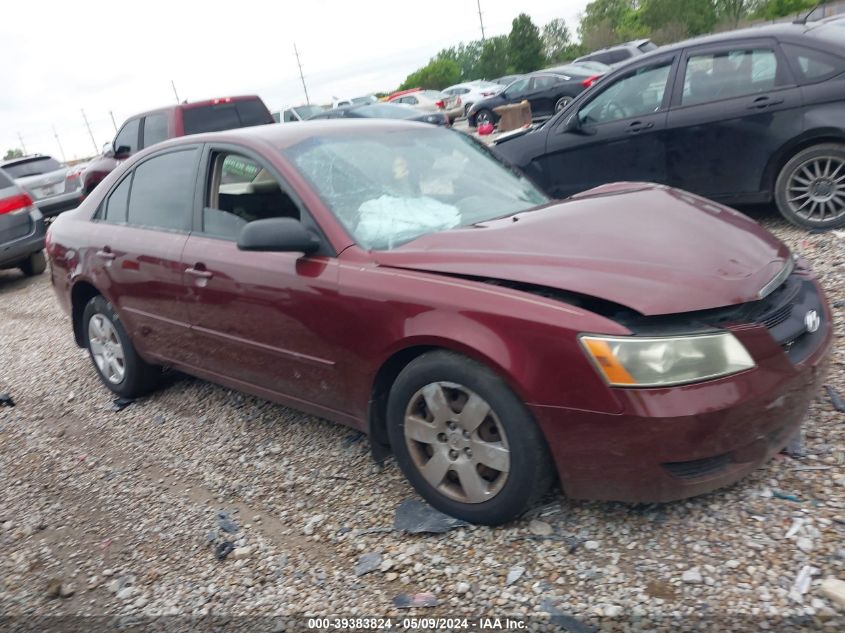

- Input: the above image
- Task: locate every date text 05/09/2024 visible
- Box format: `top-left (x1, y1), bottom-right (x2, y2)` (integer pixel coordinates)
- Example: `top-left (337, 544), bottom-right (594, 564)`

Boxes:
top-left (306, 617), bottom-right (527, 631)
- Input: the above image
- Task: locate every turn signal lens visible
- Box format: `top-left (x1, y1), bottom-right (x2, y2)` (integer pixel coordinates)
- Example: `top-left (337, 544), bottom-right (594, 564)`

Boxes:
top-left (580, 333), bottom-right (755, 388)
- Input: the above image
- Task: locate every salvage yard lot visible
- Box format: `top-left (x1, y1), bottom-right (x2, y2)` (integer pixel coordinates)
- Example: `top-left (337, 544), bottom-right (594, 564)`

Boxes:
top-left (0, 213), bottom-right (844, 629)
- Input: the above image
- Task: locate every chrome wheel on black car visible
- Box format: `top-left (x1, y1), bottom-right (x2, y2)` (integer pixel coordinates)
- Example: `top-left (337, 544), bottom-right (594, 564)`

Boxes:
top-left (776, 144), bottom-right (845, 230)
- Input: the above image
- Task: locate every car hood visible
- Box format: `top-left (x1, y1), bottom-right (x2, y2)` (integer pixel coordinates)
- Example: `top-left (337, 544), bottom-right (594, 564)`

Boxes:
top-left (372, 184), bottom-right (791, 316)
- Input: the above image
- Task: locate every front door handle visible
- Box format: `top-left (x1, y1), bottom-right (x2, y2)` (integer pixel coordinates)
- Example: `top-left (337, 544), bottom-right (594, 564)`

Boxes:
top-left (748, 96), bottom-right (784, 110)
top-left (185, 266), bottom-right (213, 279)
top-left (627, 121), bottom-right (654, 134)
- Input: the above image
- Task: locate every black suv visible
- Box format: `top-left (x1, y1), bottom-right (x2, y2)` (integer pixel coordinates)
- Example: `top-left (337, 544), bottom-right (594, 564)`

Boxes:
top-left (496, 18), bottom-right (845, 229)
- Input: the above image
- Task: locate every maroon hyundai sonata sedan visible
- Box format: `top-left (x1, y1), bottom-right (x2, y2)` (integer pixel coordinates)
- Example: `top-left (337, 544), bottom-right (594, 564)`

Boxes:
top-left (46, 120), bottom-right (832, 525)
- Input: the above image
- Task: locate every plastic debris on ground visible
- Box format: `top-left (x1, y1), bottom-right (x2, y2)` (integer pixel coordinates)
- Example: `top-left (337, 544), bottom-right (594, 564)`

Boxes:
top-left (111, 397), bottom-right (134, 412)
top-left (214, 541), bottom-right (234, 561)
top-left (392, 593), bottom-right (439, 609)
top-left (788, 565), bottom-right (819, 602)
top-left (826, 385), bottom-right (845, 413)
top-left (773, 491), bottom-right (801, 502)
top-left (393, 498), bottom-right (469, 534)
top-left (356, 196), bottom-right (460, 250)
top-left (217, 511), bottom-right (239, 534)
top-left (0, 393), bottom-right (15, 407)
top-left (539, 598), bottom-right (597, 633)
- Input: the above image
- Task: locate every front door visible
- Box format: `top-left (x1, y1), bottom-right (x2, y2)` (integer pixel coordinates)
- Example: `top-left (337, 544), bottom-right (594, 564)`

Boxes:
top-left (537, 57), bottom-right (676, 198)
top-left (664, 40), bottom-right (804, 200)
top-left (181, 148), bottom-right (347, 412)
top-left (89, 147), bottom-right (200, 364)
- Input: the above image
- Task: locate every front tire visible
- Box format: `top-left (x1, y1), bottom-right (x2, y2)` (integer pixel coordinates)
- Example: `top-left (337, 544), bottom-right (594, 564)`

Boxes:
top-left (82, 296), bottom-right (161, 398)
top-left (19, 251), bottom-right (46, 276)
top-left (554, 96), bottom-right (573, 112)
top-left (474, 108), bottom-right (495, 128)
top-left (775, 143), bottom-right (845, 230)
top-left (387, 351), bottom-right (554, 525)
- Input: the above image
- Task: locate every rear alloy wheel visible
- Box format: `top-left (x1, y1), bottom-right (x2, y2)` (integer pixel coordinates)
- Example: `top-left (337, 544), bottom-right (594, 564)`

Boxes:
top-left (82, 296), bottom-right (161, 398)
top-left (554, 96), bottom-right (573, 112)
top-left (775, 144), bottom-right (845, 229)
top-left (19, 251), bottom-right (46, 276)
top-left (387, 351), bottom-right (554, 525)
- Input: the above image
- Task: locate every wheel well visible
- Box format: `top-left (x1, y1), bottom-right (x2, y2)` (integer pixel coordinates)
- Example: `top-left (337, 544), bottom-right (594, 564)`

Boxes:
top-left (71, 281), bottom-right (100, 348)
top-left (765, 135), bottom-right (845, 194)
top-left (368, 345), bottom-right (436, 462)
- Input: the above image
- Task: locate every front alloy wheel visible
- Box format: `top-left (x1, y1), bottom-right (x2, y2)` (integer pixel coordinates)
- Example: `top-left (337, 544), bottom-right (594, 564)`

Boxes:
top-left (404, 382), bottom-right (510, 504)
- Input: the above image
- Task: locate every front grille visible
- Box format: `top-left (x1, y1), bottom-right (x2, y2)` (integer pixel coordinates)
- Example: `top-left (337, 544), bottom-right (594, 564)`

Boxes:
top-left (663, 453), bottom-right (732, 480)
top-left (760, 302), bottom-right (793, 329)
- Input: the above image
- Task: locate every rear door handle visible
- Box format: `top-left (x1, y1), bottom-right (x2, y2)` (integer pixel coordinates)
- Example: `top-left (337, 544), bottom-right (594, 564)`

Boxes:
top-left (627, 121), bottom-right (654, 134)
top-left (96, 248), bottom-right (115, 261)
top-left (748, 96), bottom-right (784, 110)
top-left (185, 266), bottom-right (213, 279)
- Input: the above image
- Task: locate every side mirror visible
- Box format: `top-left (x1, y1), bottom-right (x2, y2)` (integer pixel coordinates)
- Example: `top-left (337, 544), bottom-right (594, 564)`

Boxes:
top-left (102, 142), bottom-right (115, 158)
top-left (560, 112), bottom-right (595, 136)
top-left (237, 217), bottom-right (321, 254)
top-left (114, 145), bottom-right (132, 158)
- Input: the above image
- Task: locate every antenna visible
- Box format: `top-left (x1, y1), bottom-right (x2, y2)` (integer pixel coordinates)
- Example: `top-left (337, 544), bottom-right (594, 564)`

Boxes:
top-left (171, 80), bottom-right (181, 104)
top-left (794, 2), bottom-right (824, 25)
top-left (52, 126), bottom-right (66, 162)
top-left (294, 43), bottom-right (310, 105)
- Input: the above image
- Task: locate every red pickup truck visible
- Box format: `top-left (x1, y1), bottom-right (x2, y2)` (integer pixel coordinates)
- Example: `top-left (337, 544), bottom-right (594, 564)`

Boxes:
top-left (82, 95), bottom-right (274, 194)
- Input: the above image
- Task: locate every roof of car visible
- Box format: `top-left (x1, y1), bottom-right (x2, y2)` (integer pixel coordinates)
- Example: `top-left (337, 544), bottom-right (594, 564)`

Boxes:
top-left (0, 154), bottom-right (57, 167)
top-left (124, 95), bottom-right (266, 119)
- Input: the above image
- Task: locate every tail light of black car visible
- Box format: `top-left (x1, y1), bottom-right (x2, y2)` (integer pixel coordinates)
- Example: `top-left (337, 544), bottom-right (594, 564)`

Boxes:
top-left (582, 75), bottom-right (601, 88)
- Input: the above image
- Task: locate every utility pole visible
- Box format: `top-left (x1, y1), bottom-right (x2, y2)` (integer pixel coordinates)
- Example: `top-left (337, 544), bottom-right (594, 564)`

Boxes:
top-left (294, 43), bottom-right (310, 105)
top-left (477, 0), bottom-right (486, 41)
top-left (52, 126), bottom-right (66, 162)
top-left (109, 110), bottom-right (118, 134)
top-left (80, 109), bottom-right (98, 154)
top-left (16, 132), bottom-right (27, 155)
top-left (171, 80), bottom-right (180, 104)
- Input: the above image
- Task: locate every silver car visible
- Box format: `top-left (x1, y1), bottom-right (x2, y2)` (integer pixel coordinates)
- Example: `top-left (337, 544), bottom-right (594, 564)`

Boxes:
top-left (0, 167), bottom-right (46, 276)
top-left (0, 154), bottom-right (84, 217)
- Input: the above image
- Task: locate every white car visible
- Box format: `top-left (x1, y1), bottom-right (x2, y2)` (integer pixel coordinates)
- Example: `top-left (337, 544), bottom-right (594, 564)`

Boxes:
top-left (441, 81), bottom-right (503, 116)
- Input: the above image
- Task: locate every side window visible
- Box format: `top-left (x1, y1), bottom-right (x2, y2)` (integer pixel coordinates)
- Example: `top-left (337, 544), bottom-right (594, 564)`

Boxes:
top-left (532, 76), bottom-right (559, 90)
top-left (113, 118), bottom-right (140, 153)
top-left (142, 113), bottom-right (168, 148)
top-left (782, 43), bottom-right (845, 83)
top-left (127, 149), bottom-right (197, 231)
top-left (505, 77), bottom-right (530, 96)
top-left (104, 175), bottom-right (132, 224)
top-left (203, 152), bottom-right (301, 240)
top-left (579, 61), bottom-right (673, 125)
top-left (682, 48), bottom-right (779, 106)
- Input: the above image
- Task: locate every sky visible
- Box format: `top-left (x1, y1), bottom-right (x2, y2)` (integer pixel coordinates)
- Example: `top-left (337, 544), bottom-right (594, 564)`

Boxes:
top-left (0, 0), bottom-right (588, 161)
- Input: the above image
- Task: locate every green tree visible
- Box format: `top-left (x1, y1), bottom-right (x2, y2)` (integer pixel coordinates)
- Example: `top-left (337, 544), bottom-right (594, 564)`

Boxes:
top-left (542, 18), bottom-right (574, 64)
top-left (754, 0), bottom-right (815, 19)
top-left (578, 0), bottom-right (646, 49)
top-left (3, 148), bottom-right (23, 160)
top-left (436, 40), bottom-right (484, 81)
top-left (715, 0), bottom-right (761, 26)
top-left (640, 0), bottom-right (717, 38)
top-left (476, 35), bottom-right (510, 79)
top-left (398, 58), bottom-right (461, 91)
top-left (508, 13), bottom-right (545, 73)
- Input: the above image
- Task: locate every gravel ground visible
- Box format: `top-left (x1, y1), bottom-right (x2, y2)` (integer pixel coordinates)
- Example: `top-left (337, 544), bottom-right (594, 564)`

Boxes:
top-left (0, 212), bottom-right (843, 632)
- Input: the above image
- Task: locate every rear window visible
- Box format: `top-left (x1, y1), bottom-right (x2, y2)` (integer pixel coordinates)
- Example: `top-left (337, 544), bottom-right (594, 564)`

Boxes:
top-left (0, 169), bottom-right (13, 188)
top-left (182, 100), bottom-right (272, 135)
top-left (782, 43), bottom-right (845, 82)
top-left (3, 156), bottom-right (63, 178)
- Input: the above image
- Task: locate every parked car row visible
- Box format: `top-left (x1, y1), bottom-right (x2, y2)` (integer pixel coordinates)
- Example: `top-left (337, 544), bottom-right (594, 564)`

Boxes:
top-left (495, 17), bottom-right (845, 229)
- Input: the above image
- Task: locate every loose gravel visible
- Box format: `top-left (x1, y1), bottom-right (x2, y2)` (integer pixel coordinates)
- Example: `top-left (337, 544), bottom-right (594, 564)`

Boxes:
top-left (0, 212), bottom-right (843, 632)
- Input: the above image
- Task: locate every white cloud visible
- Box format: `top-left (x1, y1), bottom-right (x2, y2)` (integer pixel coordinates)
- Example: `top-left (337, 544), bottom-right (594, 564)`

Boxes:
top-left (1, 0), bottom-right (587, 159)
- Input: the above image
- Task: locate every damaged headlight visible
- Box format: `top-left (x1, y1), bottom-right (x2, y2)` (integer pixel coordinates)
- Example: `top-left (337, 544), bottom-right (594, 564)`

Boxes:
top-left (579, 333), bottom-right (755, 388)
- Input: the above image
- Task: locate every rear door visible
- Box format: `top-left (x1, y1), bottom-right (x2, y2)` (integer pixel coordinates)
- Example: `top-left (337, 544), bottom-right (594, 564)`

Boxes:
top-left (664, 39), bottom-right (803, 200)
top-left (525, 75), bottom-right (562, 117)
top-left (89, 147), bottom-right (201, 364)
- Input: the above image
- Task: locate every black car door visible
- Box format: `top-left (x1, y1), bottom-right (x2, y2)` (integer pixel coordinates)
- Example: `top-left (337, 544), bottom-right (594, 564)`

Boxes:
top-left (535, 54), bottom-right (678, 198)
top-left (664, 38), bottom-right (803, 202)
top-left (524, 75), bottom-right (562, 118)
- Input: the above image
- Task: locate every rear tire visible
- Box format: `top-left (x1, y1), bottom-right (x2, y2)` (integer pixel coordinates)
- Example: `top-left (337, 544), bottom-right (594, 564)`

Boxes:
top-left (474, 109), bottom-right (495, 128)
top-left (774, 143), bottom-right (845, 230)
top-left (387, 351), bottom-right (555, 525)
top-left (554, 96), bottom-right (573, 112)
top-left (82, 296), bottom-right (161, 398)
top-left (19, 251), bottom-right (46, 276)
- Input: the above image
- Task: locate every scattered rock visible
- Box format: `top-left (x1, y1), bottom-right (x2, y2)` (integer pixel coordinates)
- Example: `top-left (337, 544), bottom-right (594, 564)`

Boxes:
top-left (232, 546), bottom-right (253, 560)
top-left (393, 499), bottom-right (468, 534)
top-left (215, 542), bottom-right (234, 561)
top-left (303, 514), bottom-right (325, 535)
top-left (354, 552), bottom-right (382, 576)
top-left (528, 519), bottom-right (553, 536)
top-left (506, 566), bottom-right (525, 586)
top-left (540, 598), bottom-right (596, 633)
top-left (116, 586), bottom-right (137, 601)
top-left (379, 558), bottom-right (394, 572)
top-left (820, 577), bottom-right (845, 609)
top-left (385, 572), bottom-right (398, 582)
top-left (682, 568), bottom-right (703, 584)
top-left (45, 579), bottom-right (63, 599)
top-left (584, 540), bottom-right (600, 551)
top-left (111, 397), bottom-right (134, 412)
top-left (797, 537), bottom-right (814, 553)
top-left (217, 511), bottom-right (238, 534)
top-left (455, 581), bottom-right (471, 594)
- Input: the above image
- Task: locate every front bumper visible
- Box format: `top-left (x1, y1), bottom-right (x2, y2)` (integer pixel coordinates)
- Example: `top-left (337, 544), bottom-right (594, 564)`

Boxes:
top-left (0, 209), bottom-right (46, 268)
top-left (531, 279), bottom-right (833, 503)
top-left (36, 189), bottom-right (84, 217)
